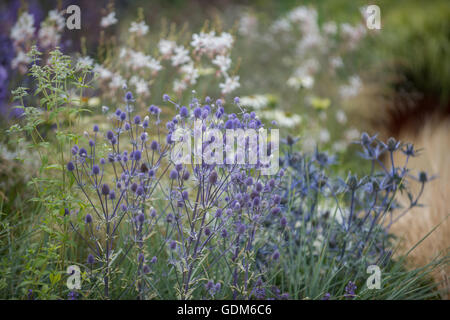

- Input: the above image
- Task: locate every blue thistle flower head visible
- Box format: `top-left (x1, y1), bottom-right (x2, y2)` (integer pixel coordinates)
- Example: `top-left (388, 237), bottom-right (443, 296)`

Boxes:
top-left (92, 164), bottom-right (100, 175)
top-left (169, 169), bottom-right (178, 180)
top-left (67, 161), bottom-right (75, 172)
top-left (101, 184), bottom-right (110, 196)
top-left (87, 254), bottom-right (95, 264)
top-left (125, 91), bottom-right (134, 101)
top-left (179, 106), bottom-right (189, 118)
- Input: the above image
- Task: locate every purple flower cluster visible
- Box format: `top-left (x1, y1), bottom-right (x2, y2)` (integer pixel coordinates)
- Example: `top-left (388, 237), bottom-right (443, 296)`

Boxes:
top-left (67, 91), bottom-right (170, 298)
top-left (161, 94), bottom-right (285, 299)
top-left (259, 132), bottom-right (430, 299)
top-left (344, 281), bottom-right (357, 299)
top-left (66, 91), bottom-right (285, 299)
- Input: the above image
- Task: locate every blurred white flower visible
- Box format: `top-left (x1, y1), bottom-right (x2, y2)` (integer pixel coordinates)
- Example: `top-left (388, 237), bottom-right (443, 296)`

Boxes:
top-left (93, 64), bottom-right (113, 80)
top-left (38, 25), bottom-right (61, 48)
top-left (173, 79), bottom-right (187, 93)
top-left (171, 46), bottom-right (191, 67)
top-left (296, 32), bottom-right (323, 54)
top-left (238, 13), bottom-right (258, 36)
top-left (319, 129), bottom-right (330, 143)
top-left (332, 140), bottom-right (348, 153)
top-left (130, 76), bottom-right (149, 96)
top-left (219, 75), bottom-right (240, 95)
top-left (341, 23), bottom-right (366, 49)
top-left (240, 95), bottom-right (270, 110)
top-left (76, 56), bottom-right (94, 70)
top-left (100, 12), bottom-right (118, 28)
top-left (158, 39), bottom-right (177, 57)
top-left (129, 21), bottom-right (149, 36)
top-left (109, 74), bottom-right (126, 90)
top-left (302, 136), bottom-right (316, 152)
top-left (287, 75), bottom-right (314, 90)
top-left (335, 110), bottom-right (347, 124)
top-left (179, 63), bottom-right (199, 85)
top-left (11, 51), bottom-right (31, 70)
top-left (191, 32), bottom-right (233, 56)
top-left (258, 110), bottom-right (301, 128)
top-left (270, 17), bottom-right (291, 33)
top-left (345, 128), bottom-right (360, 141)
top-left (88, 97), bottom-right (101, 107)
top-left (212, 55), bottom-right (231, 74)
top-left (126, 50), bottom-right (162, 72)
top-left (47, 10), bottom-right (65, 31)
top-left (10, 12), bottom-right (35, 45)
top-left (339, 76), bottom-right (362, 99)
top-left (329, 56), bottom-right (344, 69)
top-left (323, 21), bottom-right (337, 35)
top-left (288, 6), bottom-right (317, 25)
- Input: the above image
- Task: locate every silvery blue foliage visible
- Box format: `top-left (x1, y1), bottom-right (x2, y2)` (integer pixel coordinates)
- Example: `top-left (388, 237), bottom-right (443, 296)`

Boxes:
top-left (257, 132), bottom-right (429, 297)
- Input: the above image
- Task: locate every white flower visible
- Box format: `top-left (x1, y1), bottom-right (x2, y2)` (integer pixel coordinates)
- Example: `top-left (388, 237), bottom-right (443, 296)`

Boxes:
top-left (147, 57), bottom-right (162, 72)
top-left (322, 21), bottom-right (337, 35)
top-left (173, 79), bottom-right (187, 93)
top-left (340, 23), bottom-right (366, 49)
top-left (180, 63), bottom-right (199, 85)
top-left (295, 58), bottom-right (319, 76)
top-left (191, 32), bottom-right (233, 56)
top-left (296, 31), bottom-right (323, 54)
top-left (288, 6), bottom-right (317, 24)
top-left (119, 47), bottom-right (127, 59)
top-left (318, 129), bottom-right (330, 143)
top-left (76, 56), bottom-right (94, 70)
top-left (345, 128), bottom-right (360, 141)
top-left (38, 25), bottom-right (61, 48)
top-left (332, 140), bottom-right (348, 153)
top-left (109, 73), bottom-right (126, 89)
top-left (270, 18), bottom-right (291, 33)
top-left (129, 21), bottom-right (149, 36)
top-left (240, 95), bottom-right (270, 110)
top-left (11, 51), bottom-right (31, 70)
top-left (302, 137), bottom-right (316, 152)
top-left (238, 13), bottom-right (258, 36)
top-left (171, 46), bottom-right (191, 67)
top-left (119, 49), bottom-right (161, 72)
top-left (258, 110), bottom-right (301, 128)
top-left (287, 75), bottom-right (314, 90)
top-left (212, 55), bottom-right (231, 74)
top-left (130, 76), bottom-right (149, 96)
top-left (10, 12), bottom-right (35, 44)
top-left (289, 6), bottom-right (319, 35)
top-left (100, 12), bottom-right (118, 28)
top-left (88, 97), bottom-right (101, 107)
top-left (93, 64), bottom-right (113, 80)
top-left (335, 110), bottom-right (347, 124)
top-left (158, 39), bottom-right (177, 57)
top-left (329, 56), bottom-right (343, 69)
top-left (339, 76), bottom-right (362, 99)
top-left (48, 10), bottom-right (65, 31)
top-left (219, 75), bottom-right (240, 95)
top-left (214, 32), bottom-right (234, 54)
